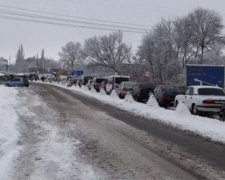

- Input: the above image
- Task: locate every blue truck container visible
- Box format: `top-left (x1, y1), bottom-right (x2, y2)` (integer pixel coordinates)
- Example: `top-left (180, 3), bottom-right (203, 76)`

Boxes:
top-left (186, 65), bottom-right (225, 88)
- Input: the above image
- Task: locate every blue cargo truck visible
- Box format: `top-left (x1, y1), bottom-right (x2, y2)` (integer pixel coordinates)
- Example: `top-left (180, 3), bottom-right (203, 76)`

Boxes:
top-left (186, 65), bottom-right (225, 88)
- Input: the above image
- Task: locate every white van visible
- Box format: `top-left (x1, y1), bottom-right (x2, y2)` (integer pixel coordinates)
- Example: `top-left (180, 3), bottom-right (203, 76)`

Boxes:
top-left (105, 75), bottom-right (130, 94)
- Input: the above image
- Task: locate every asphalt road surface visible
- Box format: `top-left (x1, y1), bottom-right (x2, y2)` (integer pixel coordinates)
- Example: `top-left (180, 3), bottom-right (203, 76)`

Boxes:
top-left (9, 83), bottom-right (225, 180)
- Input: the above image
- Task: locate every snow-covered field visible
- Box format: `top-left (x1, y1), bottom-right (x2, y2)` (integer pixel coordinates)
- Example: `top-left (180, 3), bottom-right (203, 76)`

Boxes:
top-left (0, 86), bottom-right (20, 179)
top-left (38, 81), bottom-right (225, 144)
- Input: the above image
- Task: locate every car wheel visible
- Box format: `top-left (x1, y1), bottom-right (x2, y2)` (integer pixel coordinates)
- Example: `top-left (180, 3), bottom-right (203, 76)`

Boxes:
top-left (175, 100), bottom-right (178, 107)
top-left (134, 95), bottom-right (141, 102)
top-left (192, 104), bottom-right (199, 115)
top-left (158, 100), bottom-right (162, 107)
top-left (119, 93), bottom-right (123, 99)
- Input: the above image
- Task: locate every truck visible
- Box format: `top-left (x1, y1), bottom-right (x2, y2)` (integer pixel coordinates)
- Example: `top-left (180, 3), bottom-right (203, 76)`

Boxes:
top-left (186, 65), bottom-right (225, 88)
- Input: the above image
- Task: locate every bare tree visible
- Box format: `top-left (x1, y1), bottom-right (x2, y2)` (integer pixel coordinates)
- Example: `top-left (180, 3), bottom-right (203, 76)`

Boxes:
top-left (137, 19), bottom-right (181, 84)
top-left (187, 8), bottom-right (225, 62)
top-left (58, 41), bottom-right (82, 70)
top-left (137, 8), bottom-right (225, 84)
top-left (15, 44), bottom-right (25, 72)
top-left (174, 17), bottom-right (196, 68)
top-left (83, 31), bottom-right (132, 74)
top-left (0, 57), bottom-right (8, 71)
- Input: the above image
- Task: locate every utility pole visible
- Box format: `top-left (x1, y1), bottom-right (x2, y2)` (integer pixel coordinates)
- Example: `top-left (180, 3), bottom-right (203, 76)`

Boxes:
top-left (36, 53), bottom-right (39, 68)
top-left (9, 56), bottom-right (11, 72)
top-left (36, 53), bottom-right (39, 75)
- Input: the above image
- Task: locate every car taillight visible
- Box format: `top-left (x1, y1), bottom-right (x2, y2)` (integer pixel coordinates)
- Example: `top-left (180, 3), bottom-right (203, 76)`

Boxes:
top-left (162, 95), bottom-right (170, 101)
top-left (123, 87), bottom-right (127, 91)
top-left (202, 99), bottom-right (215, 104)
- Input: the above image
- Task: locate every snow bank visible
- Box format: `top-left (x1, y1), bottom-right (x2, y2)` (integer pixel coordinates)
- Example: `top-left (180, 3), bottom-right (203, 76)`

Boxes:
top-left (90, 87), bottom-right (97, 94)
top-left (175, 101), bottom-right (192, 116)
top-left (110, 90), bottom-right (120, 99)
top-left (100, 88), bottom-right (107, 95)
top-left (34, 82), bottom-right (225, 144)
top-left (124, 92), bottom-right (135, 103)
top-left (0, 86), bottom-right (20, 179)
top-left (146, 95), bottom-right (159, 108)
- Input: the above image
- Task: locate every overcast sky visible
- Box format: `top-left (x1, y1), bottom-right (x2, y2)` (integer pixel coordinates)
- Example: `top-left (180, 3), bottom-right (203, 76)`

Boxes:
top-left (1, 0), bottom-right (225, 63)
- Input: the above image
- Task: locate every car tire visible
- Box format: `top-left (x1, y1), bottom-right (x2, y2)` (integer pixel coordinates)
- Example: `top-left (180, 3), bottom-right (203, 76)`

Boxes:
top-left (135, 95), bottom-right (141, 102)
top-left (119, 93), bottom-right (123, 99)
top-left (175, 100), bottom-right (178, 107)
top-left (192, 104), bottom-right (199, 115)
top-left (158, 100), bottom-right (162, 107)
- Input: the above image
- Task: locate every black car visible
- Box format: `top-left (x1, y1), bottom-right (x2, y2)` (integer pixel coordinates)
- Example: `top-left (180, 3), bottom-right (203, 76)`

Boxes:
top-left (153, 85), bottom-right (181, 107)
top-left (29, 74), bottom-right (39, 81)
top-left (83, 76), bottom-right (94, 86)
top-left (23, 78), bottom-right (30, 87)
top-left (132, 83), bottom-right (156, 102)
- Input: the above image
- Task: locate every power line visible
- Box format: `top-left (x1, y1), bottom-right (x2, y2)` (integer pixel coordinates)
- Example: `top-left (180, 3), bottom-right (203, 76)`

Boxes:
top-left (0, 14), bottom-right (146, 33)
top-left (0, 9), bottom-right (150, 32)
top-left (0, 4), bottom-right (152, 29)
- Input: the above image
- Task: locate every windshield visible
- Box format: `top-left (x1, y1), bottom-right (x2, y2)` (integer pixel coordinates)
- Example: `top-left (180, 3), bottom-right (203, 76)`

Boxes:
top-left (140, 84), bottom-right (155, 89)
top-left (84, 76), bottom-right (93, 81)
top-left (161, 86), bottom-right (180, 93)
top-left (115, 77), bottom-right (130, 84)
top-left (95, 78), bottom-right (106, 83)
top-left (124, 82), bottom-right (136, 88)
top-left (198, 88), bottom-right (225, 96)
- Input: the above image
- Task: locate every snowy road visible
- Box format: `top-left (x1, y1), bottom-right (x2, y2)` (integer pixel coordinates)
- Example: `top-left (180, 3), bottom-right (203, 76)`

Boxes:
top-left (5, 83), bottom-right (225, 179)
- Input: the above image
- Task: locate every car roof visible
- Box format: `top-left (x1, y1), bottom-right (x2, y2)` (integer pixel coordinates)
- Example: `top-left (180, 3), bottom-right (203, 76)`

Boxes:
top-left (156, 85), bottom-right (177, 87)
top-left (123, 81), bottom-right (135, 83)
top-left (94, 77), bottom-right (106, 79)
top-left (108, 75), bottom-right (130, 78)
top-left (188, 85), bottom-right (223, 89)
top-left (137, 82), bottom-right (154, 85)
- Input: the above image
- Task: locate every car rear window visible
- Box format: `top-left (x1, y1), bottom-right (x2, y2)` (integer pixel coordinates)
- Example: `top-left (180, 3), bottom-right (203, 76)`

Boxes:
top-left (95, 78), bottom-right (106, 83)
top-left (198, 88), bottom-right (225, 96)
top-left (161, 86), bottom-right (180, 93)
top-left (115, 77), bottom-right (129, 84)
top-left (124, 82), bottom-right (136, 88)
top-left (139, 84), bottom-right (155, 89)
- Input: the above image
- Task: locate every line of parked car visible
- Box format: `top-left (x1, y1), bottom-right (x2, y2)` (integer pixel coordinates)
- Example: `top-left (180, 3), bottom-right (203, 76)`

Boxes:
top-left (0, 73), bottom-right (33, 87)
top-left (118, 83), bottom-right (184, 107)
top-left (68, 75), bottom-right (184, 107)
top-left (69, 75), bottom-right (225, 119)
top-left (2, 72), bottom-right (225, 119)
